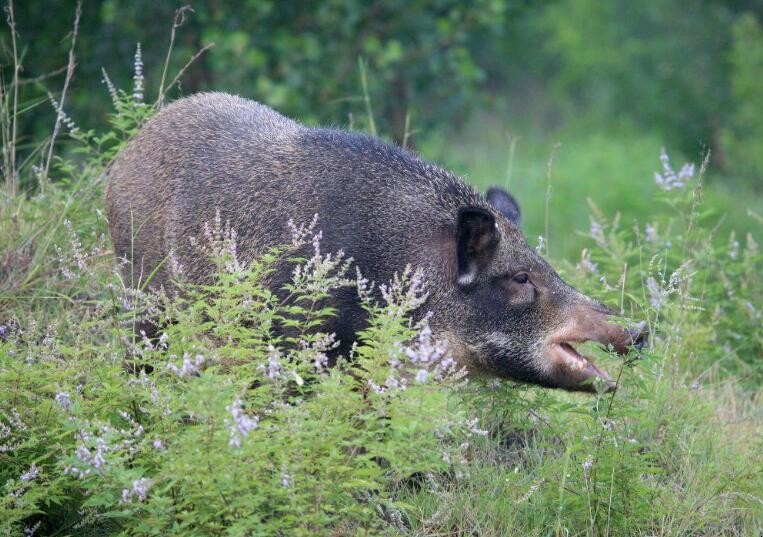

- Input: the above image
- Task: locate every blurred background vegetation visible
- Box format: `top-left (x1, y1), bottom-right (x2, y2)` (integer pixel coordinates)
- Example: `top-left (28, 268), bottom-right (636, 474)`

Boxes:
top-left (3, 0), bottom-right (763, 258)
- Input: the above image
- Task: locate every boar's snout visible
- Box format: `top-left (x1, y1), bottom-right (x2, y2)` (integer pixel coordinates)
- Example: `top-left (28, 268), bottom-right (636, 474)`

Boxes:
top-left (627, 321), bottom-right (649, 352)
top-left (545, 304), bottom-right (649, 393)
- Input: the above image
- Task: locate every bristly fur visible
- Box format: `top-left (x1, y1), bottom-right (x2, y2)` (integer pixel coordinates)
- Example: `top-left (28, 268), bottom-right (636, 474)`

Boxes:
top-left (106, 92), bottom-right (643, 391)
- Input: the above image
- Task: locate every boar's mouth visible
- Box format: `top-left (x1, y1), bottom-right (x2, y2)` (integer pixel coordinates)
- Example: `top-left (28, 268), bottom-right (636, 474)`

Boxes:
top-left (548, 341), bottom-right (615, 392)
top-left (547, 320), bottom-right (647, 393)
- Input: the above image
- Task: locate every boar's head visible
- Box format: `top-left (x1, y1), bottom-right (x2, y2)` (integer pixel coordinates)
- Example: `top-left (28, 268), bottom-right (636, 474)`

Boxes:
top-left (433, 187), bottom-right (647, 392)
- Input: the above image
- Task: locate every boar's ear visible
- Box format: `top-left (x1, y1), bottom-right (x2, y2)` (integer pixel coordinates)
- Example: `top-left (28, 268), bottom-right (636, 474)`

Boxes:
top-left (457, 207), bottom-right (499, 286)
top-left (486, 187), bottom-right (521, 225)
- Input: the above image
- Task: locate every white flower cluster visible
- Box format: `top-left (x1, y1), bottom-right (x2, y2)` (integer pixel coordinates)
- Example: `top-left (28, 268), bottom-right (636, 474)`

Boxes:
top-left (536, 235), bottom-right (546, 255)
top-left (257, 345), bottom-right (283, 379)
top-left (299, 332), bottom-right (339, 372)
top-left (226, 399), bottom-right (259, 448)
top-left (55, 219), bottom-right (93, 280)
top-left (127, 374), bottom-right (172, 417)
top-left (654, 148), bottom-right (694, 191)
top-left (376, 265), bottom-right (428, 316)
top-left (166, 353), bottom-right (205, 378)
top-left (49, 94), bottom-right (79, 134)
top-left (65, 415), bottom-right (144, 479)
top-left (368, 322), bottom-right (459, 394)
top-left (403, 325), bottom-right (457, 384)
top-left (199, 210), bottom-right (243, 274)
top-left (6, 464), bottom-right (41, 501)
top-left (101, 67), bottom-right (119, 107)
top-left (646, 262), bottom-right (689, 308)
top-left (0, 408), bottom-right (28, 453)
top-left (133, 42), bottom-right (144, 102)
top-left (290, 226), bottom-right (354, 295)
top-left (55, 391), bottom-right (73, 413)
top-left (287, 213), bottom-right (319, 247)
top-left (589, 217), bottom-right (607, 247)
top-left (20, 463), bottom-right (40, 482)
top-left (577, 248), bottom-right (598, 274)
top-left (120, 477), bottom-right (152, 504)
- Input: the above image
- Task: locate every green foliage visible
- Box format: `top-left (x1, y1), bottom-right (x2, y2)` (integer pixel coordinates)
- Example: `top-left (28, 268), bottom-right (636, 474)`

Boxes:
top-left (394, 148), bottom-right (762, 535)
top-left (0, 93), bottom-right (474, 532)
top-left (8, 1), bottom-right (763, 184)
top-left (8, 0), bottom-right (506, 146)
top-left (0, 192), bottom-right (472, 535)
top-left (539, 0), bottom-right (734, 158)
top-left (1, 100), bottom-right (761, 537)
top-left (0, 14), bottom-right (761, 536)
top-left (423, 112), bottom-right (763, 262)
top-left (722, 13), bottom-right (763, 182)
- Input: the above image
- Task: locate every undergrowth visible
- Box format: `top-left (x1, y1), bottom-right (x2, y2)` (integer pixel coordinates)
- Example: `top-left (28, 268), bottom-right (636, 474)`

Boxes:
top-left (0, 12), bottom-right (761, 537)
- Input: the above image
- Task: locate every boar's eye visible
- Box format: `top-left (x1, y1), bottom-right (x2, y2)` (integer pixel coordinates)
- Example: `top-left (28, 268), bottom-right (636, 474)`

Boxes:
top-left (500, 272), bottom-right (536, 304)
top-left (512, 272), bottom-right (530, 284)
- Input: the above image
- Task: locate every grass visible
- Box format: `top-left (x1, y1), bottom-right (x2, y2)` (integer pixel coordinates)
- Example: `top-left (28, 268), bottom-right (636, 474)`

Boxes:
top-left (0, 19), bottom-right (761, 536)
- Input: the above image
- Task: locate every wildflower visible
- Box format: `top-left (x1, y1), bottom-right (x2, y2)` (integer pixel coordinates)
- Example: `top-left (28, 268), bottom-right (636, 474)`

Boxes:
top-left (384, 375), bottom-right (401, 390)
top-left (226, 399), bottom-right (259, 448)
top-left (378, 265), bottom-right (428, 317)
top-left (152, 438), bottom-right (165, 451)
top-left (1, 408), bottom-right (28, 453)
top-left (287, 214), bottom-right (319, 247)
top-left (76, 440), bottom-right (106, 470)
top-left (168, 250), bottom-right (185, 277)
top-left (645, 223), bottom-right (658, 243)
top-left (402, 323), bottom-right (457, 382)
top-left (281, 473), bottom-right (292, 488)
top-left (31, 164), bottom-right (45, 184)
top-left (646, 277), bottom-right (665, 308)
top-left (257, 345), bottom-right (282, 379)
top-left (121, 477), bottom-right (152, 504)
top-left (65, 419), bottom-right (143, 479)
top-left (355, 266), bottom-right (374, 302)
top-left (101, 67), bottom-right (119, 107)
top-left (405, 326), bottom-right (442, 364)
top-left (516, 481), bottom-right (541, 503)
top-left (20, 464), bottom-right (40, 482)
top-left (55, 220), bottom-right (90, 279)
top-left (414, 369), bottom-right (429, 383)
top-left (577, 248), bottom-right (598, 274)
top-left (465, 417), bottom-right (488, 437)
top-left (368, 374), bottom-right (407, 394)
top-left (589, 217), bottom-right (606, 247)
top-left (290, 228), bottom-right (354, 294)
top-left (202, 210), bottom-right (243, 274)
top-left (54, 391), bottom-right (72, 412)
top-left (158, 332), bottom-right (169, 349)
top-left (654, 148), bottom-right (694, 191)
top-left (536, 235), bottom-right (545, 254)
top-left (166, 353), bottom-right (205, 378)
top-left (133, 43), bottom-right (144, 102)
top-left (48, 94), bottom-right (78, 134)
top-left (118, 411), bottom-right (145, 438)
top-left (24, 522), bottom-right (41, 536)
top-left (728, 239), bottom-right (740, 261)
top-left (298, 333), bottom-right (338, 372)
top-left (582, 455), bottom-right (593, 473)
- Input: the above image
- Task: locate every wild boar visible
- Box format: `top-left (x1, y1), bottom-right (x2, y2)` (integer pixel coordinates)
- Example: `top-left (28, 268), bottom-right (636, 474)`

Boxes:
top-left (105, 92), bottom-right (646, 391)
